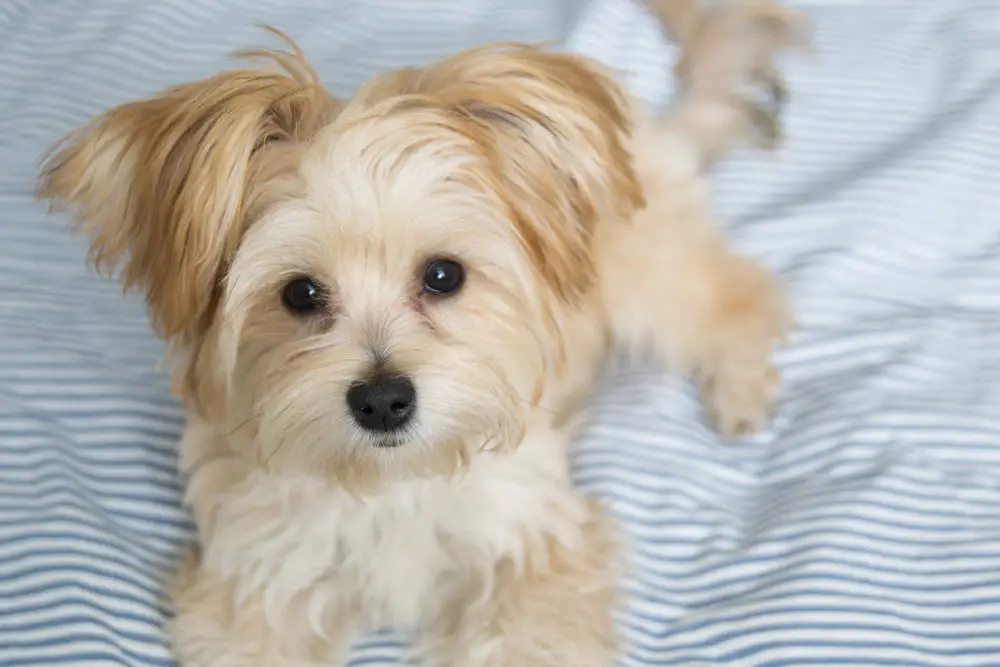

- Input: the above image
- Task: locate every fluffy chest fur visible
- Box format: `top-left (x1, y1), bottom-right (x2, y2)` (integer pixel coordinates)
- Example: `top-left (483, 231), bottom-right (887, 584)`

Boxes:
top-left (182, 416), bottom-right (593, 633)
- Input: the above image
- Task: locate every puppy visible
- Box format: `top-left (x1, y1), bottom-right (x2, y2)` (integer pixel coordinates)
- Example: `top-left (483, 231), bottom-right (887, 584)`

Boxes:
top-left (38, 1), bottom-right (804, 665)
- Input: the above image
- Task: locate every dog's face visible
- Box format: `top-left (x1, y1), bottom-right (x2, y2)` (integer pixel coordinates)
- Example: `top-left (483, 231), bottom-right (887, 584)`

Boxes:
top-left (38, 38), bottom-right (642, 488)
top-left (223, 109), bottom-right (576, 482)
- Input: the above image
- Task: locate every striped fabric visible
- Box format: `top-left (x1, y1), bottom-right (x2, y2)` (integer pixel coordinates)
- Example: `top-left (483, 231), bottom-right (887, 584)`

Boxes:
top-left (2, 0), bottom-right (1000, 665)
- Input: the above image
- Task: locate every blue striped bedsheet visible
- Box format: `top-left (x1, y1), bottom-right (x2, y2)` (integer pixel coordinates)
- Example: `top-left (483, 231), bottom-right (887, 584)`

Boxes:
top-left (2, 0), bottom-right (1000, 665)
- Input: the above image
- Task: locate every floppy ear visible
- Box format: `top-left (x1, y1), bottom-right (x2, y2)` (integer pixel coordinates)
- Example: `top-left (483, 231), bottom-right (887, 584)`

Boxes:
top-left (422, 44), bottom-right (645, 302)
top-left (37, 34), bottom-right (336, 340)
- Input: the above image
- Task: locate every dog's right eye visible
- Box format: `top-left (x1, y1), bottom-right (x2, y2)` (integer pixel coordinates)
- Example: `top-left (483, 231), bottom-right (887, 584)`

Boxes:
top-left (281, 277), bottom-right (324, 314)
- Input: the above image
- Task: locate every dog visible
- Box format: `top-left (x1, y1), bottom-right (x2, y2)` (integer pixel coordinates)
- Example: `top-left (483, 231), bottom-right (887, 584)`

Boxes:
top-left (37, 1), bottom-right (804, 664)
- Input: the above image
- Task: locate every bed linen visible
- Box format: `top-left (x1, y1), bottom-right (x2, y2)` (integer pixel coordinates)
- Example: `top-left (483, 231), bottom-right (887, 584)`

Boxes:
top-left (2, 0), bottom-right (1000, 665)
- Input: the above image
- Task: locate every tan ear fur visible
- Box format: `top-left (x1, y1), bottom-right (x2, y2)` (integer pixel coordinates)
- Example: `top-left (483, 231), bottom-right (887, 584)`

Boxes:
top-left (418, 44), bottom-right (645, 303)
top-left (37, 31), bottom-right (337, 341)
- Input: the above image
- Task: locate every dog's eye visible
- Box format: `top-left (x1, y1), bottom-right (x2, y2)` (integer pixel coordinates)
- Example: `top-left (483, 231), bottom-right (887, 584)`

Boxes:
top-left (282, 277), bottom-right (324, 314)
top-left (422, 259), bottom-right (465, 296)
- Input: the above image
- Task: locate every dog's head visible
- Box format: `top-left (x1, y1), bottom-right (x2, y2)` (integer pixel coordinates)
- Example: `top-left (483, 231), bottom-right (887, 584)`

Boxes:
top-left (38, 34), bottom-right (642, 489)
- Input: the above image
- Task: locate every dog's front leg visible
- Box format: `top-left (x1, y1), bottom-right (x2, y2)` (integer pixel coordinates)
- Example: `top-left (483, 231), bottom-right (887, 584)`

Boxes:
top-left (168, 547), bottom-right (351, 667)
top-left (423, 504), bottom-right (619, 667)
top-left (598, 0), bottom-right (802, 436)
top-left (599, 193), bottom-right (792, 437)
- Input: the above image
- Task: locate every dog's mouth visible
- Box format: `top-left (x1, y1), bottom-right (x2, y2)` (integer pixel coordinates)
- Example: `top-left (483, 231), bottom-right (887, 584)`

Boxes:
top-left (368, 432), bottom-right (409, 449)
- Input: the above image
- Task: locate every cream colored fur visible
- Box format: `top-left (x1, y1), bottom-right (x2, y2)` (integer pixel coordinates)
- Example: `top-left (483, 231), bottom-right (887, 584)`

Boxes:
top-left (37, 2), bottom-right (806, 665)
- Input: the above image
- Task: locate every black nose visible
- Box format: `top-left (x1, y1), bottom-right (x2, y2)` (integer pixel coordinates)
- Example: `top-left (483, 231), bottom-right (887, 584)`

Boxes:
top-left (346, 373), bottom-right (416, 433)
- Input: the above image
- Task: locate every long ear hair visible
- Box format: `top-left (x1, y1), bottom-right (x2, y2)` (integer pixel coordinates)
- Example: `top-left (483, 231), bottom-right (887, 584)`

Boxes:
top-left (37, 30), bottom-right (337, 341)
top-left (417, 44), bottom-right (645, 303)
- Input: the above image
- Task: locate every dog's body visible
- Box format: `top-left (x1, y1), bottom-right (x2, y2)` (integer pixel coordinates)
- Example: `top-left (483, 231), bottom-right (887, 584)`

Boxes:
top-left (38, 1), bottom-right (803, 665)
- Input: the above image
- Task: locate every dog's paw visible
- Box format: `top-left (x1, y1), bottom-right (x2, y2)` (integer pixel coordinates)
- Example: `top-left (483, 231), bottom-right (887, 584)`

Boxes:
top-left (702, 356), bottom-right (782, 437)
top-left (674, 0), bottom-right (808, 147)
top-left (698, 261), bottom-right (792, 437)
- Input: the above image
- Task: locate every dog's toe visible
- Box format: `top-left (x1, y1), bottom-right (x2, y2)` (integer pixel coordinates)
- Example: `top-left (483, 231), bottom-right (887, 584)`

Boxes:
top-left (703, 363), bottom-right (781, 437)
top-left (736, 66), bottom-right (786, 147)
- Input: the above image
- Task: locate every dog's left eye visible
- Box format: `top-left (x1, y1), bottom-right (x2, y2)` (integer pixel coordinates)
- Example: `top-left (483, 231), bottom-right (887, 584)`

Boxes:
top-left (282, 277), bottom-right (324, 314)
top-left (422, 259), bottom-right (465, 295)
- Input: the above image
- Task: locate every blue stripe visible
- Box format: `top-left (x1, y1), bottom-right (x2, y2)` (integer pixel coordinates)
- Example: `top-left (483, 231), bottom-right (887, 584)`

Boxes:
top-left (0, 638), bottom-right (174, 667)
top-left (1, 580), bottom-right (172, 613)
top-left (2, 653), bottom-right (155, 667)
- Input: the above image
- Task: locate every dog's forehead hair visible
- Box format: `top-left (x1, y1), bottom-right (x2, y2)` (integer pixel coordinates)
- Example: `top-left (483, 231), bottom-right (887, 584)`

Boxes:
top-left (271, 113), bottom-right (513, 277)
top-left (300, 113), bottom-right (484, 228)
